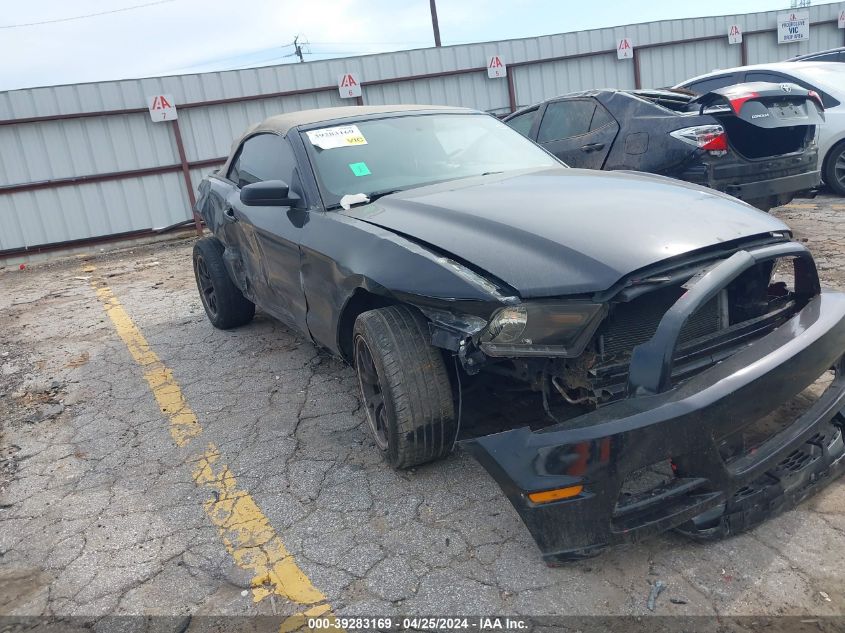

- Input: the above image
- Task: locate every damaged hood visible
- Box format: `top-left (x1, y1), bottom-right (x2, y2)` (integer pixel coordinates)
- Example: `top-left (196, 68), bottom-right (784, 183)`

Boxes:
top-left (341, 168), bottom-right (788, 297)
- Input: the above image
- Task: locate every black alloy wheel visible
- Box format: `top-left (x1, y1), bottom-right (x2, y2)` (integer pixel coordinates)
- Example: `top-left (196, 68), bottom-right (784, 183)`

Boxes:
top-left (195, 255), bottom-right (218, 319)
top-left (354, 334), bottom-right (390, 451)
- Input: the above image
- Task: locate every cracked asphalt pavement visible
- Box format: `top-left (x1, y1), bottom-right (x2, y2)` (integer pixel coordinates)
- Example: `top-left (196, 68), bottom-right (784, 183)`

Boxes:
top-left (2, 195), bottom-right (845, 622)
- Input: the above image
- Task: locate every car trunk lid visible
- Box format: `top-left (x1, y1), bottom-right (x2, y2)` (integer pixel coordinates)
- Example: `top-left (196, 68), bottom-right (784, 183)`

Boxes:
top-left (689, 82), bottom-right (824, 159)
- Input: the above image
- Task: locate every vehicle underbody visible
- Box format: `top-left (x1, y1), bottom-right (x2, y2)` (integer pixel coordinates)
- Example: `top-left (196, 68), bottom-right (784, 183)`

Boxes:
top-left (450, 239), bottom-right (845, 563)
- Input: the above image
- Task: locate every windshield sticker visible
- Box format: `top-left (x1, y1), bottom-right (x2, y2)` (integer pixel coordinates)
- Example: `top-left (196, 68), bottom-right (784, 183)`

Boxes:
top-left (306, 125), bottom-right (367, 149)
top-left (348, 162), bottom-right (371, 176)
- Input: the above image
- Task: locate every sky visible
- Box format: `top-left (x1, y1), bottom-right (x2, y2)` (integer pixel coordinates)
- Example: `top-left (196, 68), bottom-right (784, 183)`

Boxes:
top-left (1, 0), bottom-right (841, 91)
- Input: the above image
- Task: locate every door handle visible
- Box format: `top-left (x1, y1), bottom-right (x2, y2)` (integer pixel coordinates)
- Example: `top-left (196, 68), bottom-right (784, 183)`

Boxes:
top-left (580, 143), bottom-right (605, 153)
top-left (223, 207), bottom-right (238, 222)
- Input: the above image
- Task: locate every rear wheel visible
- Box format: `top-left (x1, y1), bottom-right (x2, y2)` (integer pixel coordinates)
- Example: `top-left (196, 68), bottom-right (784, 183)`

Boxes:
top-left (823, 141), bottom-right (845, 196)
top-left (193, 237), bottom-right (255, 329)
top-left (353, 305), bottom-right (456, 469)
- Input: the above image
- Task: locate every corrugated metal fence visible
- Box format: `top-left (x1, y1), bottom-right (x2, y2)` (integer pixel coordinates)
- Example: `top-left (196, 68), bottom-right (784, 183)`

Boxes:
top-left (1, 4), bottom-right (844, 257)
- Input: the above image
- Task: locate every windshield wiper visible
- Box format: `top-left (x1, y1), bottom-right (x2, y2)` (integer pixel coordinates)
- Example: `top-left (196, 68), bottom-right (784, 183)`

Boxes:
top-left (366, 188), bottom-right (403, 202)
top-left (328, 189), bottom-right (403, 211)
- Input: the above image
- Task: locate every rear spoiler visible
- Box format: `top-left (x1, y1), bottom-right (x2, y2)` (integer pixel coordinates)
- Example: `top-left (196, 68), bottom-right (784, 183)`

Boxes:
top-left (690, 82), bottom-right (825, 128)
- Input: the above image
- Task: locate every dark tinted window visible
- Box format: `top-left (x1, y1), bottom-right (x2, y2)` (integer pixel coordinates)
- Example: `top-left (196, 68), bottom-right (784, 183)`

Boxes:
top-left (800, 51), bottom-right (843, 62)
top-left (745, 71), bottom-right (786, 84)
top-left (538, 100), bottom-right (596, 142)
top-left (590, 104), bottom-right (615, 130)
top-left (228, 134), bottom-right (296, 188)
top-left (681, 74), bottom-right (736, 95)
top-left (505, 108), bottom-right (538, 138)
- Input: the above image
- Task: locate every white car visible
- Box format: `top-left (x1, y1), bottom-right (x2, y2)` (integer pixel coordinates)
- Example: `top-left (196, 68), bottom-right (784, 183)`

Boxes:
top-left (676, 62), bottom-right (845, 195)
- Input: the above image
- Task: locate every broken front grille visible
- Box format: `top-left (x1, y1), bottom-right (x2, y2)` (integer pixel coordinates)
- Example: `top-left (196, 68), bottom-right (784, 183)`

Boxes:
top-left (588, 256), bottom-right (804, 404)
top-left (599, 285), bottom-right (723, 358)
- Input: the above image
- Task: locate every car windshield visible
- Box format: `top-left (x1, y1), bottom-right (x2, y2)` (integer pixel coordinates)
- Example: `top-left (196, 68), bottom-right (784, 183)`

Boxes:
top-left (300, 112), bottom-right (561, 208)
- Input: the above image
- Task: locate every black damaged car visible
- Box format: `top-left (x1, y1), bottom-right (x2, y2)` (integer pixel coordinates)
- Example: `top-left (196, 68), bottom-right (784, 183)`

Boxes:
top-left (193, 105), bottom-right (845, 563)
top-left (504, 83), bottom-right (824, 211)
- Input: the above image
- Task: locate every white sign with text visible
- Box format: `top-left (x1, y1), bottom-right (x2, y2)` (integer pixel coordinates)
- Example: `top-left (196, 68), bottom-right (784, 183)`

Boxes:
top-left (617, 38), bottom-right (633, 59)
top-left (778, 11), bottom-right (810, 44)
top-left (337, 73), bottom-right (362, 98)
top-left (147, 94), bottom-right (177, 122)
top-left (728, 24), bottom-right (743, 44)
top-left (487, 55), bottom-right (506, 78)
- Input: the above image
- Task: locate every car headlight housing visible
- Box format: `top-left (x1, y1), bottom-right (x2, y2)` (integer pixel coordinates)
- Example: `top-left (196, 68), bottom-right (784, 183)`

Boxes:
top-left (480, 302), bottom-right (606, 357)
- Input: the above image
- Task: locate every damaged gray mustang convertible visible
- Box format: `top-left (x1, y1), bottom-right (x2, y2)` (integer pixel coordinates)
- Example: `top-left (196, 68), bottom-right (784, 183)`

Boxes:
top-left (193, 105), bottom-right (845, 563)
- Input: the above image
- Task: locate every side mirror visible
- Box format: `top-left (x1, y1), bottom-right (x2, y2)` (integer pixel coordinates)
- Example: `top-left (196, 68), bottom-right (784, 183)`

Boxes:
top-left (240, 180), bottom-right (302, 207)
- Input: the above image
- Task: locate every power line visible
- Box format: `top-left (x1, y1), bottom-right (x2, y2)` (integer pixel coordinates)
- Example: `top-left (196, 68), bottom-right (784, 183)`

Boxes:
top-left (0, 0), bottom-right (177, 29)
top-left (308, 41), bottom-right (433, 45)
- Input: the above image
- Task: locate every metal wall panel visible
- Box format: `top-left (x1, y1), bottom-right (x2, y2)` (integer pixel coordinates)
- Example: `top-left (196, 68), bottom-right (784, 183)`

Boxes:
top-left (638, 40), bottom-right (744, 89)
top-left (0, 172), bottom-right (190, 251)
top-left (179, 91), bottom-right (344, 162)
top-left (746, 22), bottom-right (844, 66)
top-left (1, 3), bottom-right (843, 253)
top-left (0, 114), bottom-right (175, 186)
top-left (514, 53), bottom-right (634, 108)
top-left (362, 73), bottom-right (510, 115)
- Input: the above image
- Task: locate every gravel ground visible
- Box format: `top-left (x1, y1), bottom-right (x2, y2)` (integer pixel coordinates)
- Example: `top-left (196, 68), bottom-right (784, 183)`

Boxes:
top-left (1, 195), bottom-right (845, 625)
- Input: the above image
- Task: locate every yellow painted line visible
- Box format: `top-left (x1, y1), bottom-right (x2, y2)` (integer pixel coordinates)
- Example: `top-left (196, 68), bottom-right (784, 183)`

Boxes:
top-left (85, 266), bottom-right (340, 628)
top-left (89, 275), bottom-right (201, 447)
top-left (193, 444), bottom-right (325, 604)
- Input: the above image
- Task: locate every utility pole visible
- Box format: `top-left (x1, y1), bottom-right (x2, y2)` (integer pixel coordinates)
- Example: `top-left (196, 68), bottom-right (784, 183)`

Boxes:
top-left (429, 0), bottom-right (441, 47)
top-left (293, 35), bottom-right (305, 62)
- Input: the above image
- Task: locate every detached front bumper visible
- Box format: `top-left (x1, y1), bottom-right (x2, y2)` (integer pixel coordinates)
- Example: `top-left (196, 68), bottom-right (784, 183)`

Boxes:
top-left (462, 242), bottom-right (845, 563)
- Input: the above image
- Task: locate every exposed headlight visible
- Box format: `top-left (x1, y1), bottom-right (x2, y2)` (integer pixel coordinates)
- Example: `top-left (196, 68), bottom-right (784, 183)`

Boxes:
top-left (484, 305), bottom-right (528, 343)
top-left (481, 302), bottom-right (606, 357)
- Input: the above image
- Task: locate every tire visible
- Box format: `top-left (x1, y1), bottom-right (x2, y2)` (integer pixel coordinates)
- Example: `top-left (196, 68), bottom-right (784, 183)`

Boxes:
top-left (823, 141), bottom-right (845, 197)
top-left (192, 237), bottom-right (255, 329)
top-left (353, 305), bottom-right (456, 469)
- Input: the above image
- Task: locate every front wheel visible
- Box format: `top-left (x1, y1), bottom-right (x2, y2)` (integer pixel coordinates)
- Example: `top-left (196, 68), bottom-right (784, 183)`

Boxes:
top-left (823, 141), bottom-right (845, 197)
top-left (353, 305), bottom-right (456, 469)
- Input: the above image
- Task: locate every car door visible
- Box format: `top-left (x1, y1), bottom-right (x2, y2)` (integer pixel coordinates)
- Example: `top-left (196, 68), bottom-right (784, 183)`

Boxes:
top-left (226, 133), bottom-right (309, 333)
top-left (535, 98), bottom-right (618, 169)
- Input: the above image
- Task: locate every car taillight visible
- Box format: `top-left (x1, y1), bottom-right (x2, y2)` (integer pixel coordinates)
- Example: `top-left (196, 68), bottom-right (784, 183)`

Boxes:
top-left (669, 125), bottom-right (728, 156)
top-left (727, 92), bottom-right (759, 113)
top-left (807, 89), bottom-right (824, 109)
